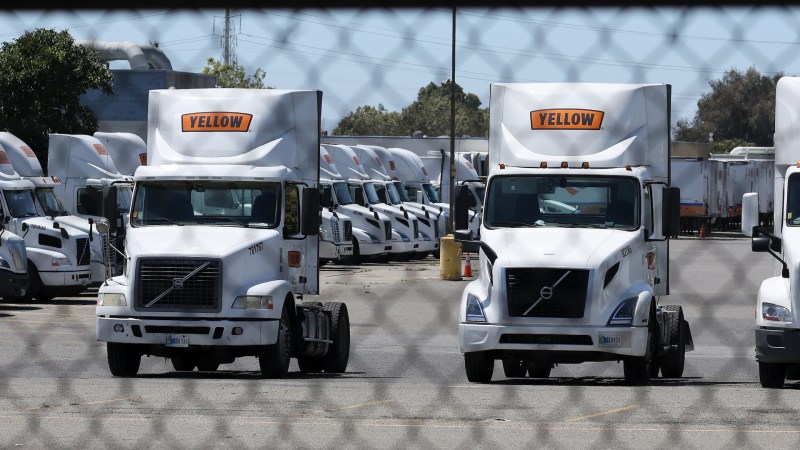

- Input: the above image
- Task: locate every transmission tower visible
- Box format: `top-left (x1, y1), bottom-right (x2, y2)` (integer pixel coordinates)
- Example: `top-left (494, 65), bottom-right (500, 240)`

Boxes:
top-left (213, 9), bottom-right (240, 65)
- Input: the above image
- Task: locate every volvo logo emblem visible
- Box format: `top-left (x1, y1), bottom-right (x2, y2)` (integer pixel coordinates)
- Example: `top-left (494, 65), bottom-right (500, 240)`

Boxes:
top-left (523, 270), bottom-right (573, 316)
top-left (539, 286), bottom-right (553, 300)
top-left (173, 278), bottom-right (184, 289)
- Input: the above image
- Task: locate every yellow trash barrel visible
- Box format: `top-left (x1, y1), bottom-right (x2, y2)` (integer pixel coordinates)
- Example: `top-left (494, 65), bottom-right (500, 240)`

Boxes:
top-left (439, 235), bottom-right (463, 281)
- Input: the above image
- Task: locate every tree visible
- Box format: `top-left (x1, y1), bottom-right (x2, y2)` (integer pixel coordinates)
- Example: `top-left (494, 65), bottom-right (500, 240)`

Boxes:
top-left (202, 58), bottom-right (268, 88)
top-left (332, 104), bottom-right (404, 136)
top-left (0, 28), bottom-right (113, 166)
top-left (332, 81), bottom-right (489, 137)
top-left (675, 67), bottom-right (781, 147)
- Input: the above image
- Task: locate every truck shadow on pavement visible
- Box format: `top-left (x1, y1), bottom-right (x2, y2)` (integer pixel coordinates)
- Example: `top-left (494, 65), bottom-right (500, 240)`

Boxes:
top-left (491, 377), bottom-right (754, 387)
top-left (135, 370), bottom-right (379, 380)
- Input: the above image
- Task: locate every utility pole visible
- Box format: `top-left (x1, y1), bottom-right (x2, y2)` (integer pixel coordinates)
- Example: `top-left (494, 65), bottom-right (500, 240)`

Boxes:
top-left (223, 8), bottom-right (232, 65)
top-left (449, 6), bottom-right (457, 235)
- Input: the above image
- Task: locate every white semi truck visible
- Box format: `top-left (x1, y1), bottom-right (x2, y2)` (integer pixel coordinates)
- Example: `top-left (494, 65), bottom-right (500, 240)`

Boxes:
top-left (352, 145), bottom-right (439, 258)
top-left (0, 132), bottom-right (116, 284)
top-left (96, 88), bottom-right (350, 378)
top-left (0, 148), bottom-right (91, 301)
top-left (456, 83), bottom-right (692, 385)
top-left (319, 146), bottom-right (393, 264)
top-left (742, 76), bottom-right (800, 388)
top-left (324, 144), bottom-right (422, 261)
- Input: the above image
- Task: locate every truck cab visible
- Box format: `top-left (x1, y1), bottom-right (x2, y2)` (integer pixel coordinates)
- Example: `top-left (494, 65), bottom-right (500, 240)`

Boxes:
top-left (457, 83), bottom-right (690, 385)
top-left (742, 76), bottom-right (800, 388)
top-left (97, 88), bottom-right (349, 378)
top-left (324, 144), bottom-right (421, 261)
top-left (319, 146), bottom-right (392, 264)
top-left (0, 148), bottom-right (91, 301)
top-left (352, 145), bottom-right (439, 258)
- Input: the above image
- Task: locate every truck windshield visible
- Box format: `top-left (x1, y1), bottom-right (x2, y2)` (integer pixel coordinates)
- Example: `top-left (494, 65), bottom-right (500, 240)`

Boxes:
top-left (384, 183), bottom-right (402, 205)
top-left (484, 175), bottom-right (640, 230)
top-left (394, 181), bottom-right (411, 201)
top-left (35, 187), bottom-right (68, 216)
top-left (332, 182), bottom-right (353, 205)
top-left (130, 180), bottom-right (281, 228)
top-left (355, 182), bottom-right (380, 205)
top-left (423, 183), bottom-right (440, 203)
top-left (4, 189), bottom-right (38, 218)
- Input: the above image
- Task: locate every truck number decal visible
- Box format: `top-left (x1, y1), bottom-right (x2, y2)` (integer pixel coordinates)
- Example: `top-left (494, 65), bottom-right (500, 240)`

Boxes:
top-left (621, 246), bottom-right (632, 257)
top-left (249, 242), bottom-right (263, 255)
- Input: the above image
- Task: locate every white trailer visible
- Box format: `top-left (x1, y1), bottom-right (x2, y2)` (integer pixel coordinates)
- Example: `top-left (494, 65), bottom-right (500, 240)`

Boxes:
top-left (96, 88), bottom-right (350, 378)
top-left (742, 76), bottom-right (800, 388)
top-left (456, 83), bottom-right (691, 385)
top-left (670, 157), bottom-right (723, 233)
top-left (324, 144), bottom-right (422, 261)
top-left (319, 146), bottom-right (393, 264)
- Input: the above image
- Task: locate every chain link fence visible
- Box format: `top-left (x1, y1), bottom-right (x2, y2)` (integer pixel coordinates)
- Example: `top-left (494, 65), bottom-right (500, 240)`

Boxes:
top-left (0, 4), bottom-right (797, 448)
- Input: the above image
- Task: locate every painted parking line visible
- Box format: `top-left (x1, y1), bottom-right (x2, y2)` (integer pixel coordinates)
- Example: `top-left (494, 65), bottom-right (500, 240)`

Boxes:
top-left (20, 396), bottom-right (148, 412)
top-left (291, 399), bottom-right (393, 416)
top-left (564, 404), bottom-right (638, 422)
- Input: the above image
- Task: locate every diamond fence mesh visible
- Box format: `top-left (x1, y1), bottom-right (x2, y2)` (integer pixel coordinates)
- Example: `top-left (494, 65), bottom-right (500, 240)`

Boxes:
top-left (0, 4), bottom-right (798, 449)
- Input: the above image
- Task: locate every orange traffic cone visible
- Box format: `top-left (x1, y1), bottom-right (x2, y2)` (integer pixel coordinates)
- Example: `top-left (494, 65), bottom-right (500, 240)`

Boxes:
top-left (699, 223), bottom-right (707, 239)
top-left (463, 252), bottom-right (473, 277)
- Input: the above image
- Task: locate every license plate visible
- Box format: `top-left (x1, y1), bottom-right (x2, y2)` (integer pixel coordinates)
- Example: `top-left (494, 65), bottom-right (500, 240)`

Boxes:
top-left (166, 335), bottom-right (190, 347)
top-left (598, 333), bottom-right (622, 347)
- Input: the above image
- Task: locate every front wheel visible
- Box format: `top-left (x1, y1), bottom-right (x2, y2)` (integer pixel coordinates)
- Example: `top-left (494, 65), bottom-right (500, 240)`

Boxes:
top-left (624, 323), bottom-right (656, 385)
top-left (320, 302), bottom-right (350, 373)
top-left (527, 362), bottom-right (552, 378)
top-left (107, 342), bottom-right (141, 377)
top-left (171, 355), bottom-right (196, 372)
top-left (464, 351), bottom-right (494, 383)
top-left (196, 360), bottom-right (220, 372)
top-left (759, 361), bottom-right (786, 389)
top-left (259, 307), bottom-right (292, 378)
top-left (659, 305), bottom-right (686, 378)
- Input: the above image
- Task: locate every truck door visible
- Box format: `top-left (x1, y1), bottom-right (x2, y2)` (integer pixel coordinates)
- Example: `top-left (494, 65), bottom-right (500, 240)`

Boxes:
top-left (283, 183), bottom-right (319, 295)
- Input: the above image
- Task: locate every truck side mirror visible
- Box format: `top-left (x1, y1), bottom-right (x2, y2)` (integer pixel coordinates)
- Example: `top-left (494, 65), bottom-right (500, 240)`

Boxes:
top-left (752, 236), bottom-right (771, 252)
top-left (415, 191), bottom-right (424, 203)
top-left (741, 192), bottom-right (759, 237)
top-left (661, 187), bottom-right (681, 238)
top-left (102, 186), bottom-right (118, 236)
top-left (454, 185), bottom-right (470, 231)
top-left (301, 187), bottom-right (320, 236)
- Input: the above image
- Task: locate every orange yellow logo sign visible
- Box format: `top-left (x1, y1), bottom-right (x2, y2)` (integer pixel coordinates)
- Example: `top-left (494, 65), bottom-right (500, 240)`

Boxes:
top-left (93, 144), bottom-right (108, 155)
top-left (0, 151), bottom-right (10, 164)
top-left (182, 112), bottom-right (253, 132)
top-left (530, 109), bottom-right (604, 130)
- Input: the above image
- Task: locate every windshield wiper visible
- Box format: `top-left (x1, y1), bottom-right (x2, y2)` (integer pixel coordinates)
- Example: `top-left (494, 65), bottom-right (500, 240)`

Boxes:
top-left (209, 216), bottom-right (248, 227)
top-left (491, 221), bottom-right (541, 228)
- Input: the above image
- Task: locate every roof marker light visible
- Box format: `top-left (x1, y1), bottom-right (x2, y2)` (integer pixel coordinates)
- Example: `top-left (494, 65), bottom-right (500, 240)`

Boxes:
top-left (499, 163), bottom-right (506, 169)
top-left (561, 162), bottom-right (568, 168)
top-left (582, 162), bottom-right (590, 169)
top-left (626, 164), bottom-right (633, 171)
top-left (540, 162), bottom-right (547, 168)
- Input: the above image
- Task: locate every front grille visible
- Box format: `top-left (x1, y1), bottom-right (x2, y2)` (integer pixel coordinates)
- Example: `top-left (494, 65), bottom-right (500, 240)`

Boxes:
top-left (76, 238), bottom-right (90, 266)
top-left (100, 234), bottom-right (117, 269)
top-left (506, 268), bottom-right (589, 318)
top-left (144, 325), bottom-right (211, 335)
top-left (135, 258), bottom-right (221, 312)
top-left (384, 220), bottom-right (392, 241)
top-left (331, 219), bottom-right (341, 242)
top-left (343, 220), bottom-right (353, 242)
top-left (413, 219), bottom-right (419, 239)
top-left (500, 334), bottom-right (593, 345)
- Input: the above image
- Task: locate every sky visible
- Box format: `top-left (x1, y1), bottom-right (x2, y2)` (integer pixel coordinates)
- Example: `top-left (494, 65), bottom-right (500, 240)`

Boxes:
top-left (0, 6), bottom-right (799, 136)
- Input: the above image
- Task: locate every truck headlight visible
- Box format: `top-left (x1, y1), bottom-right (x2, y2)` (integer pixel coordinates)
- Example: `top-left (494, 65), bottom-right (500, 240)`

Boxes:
top-left (763, 302), bottom-right (793, 323)
top-left (466, 293), bottom-right (487, 323)
top-left (320, 228), bottom-right (331, 241)
top-left (232, 295), bottom-right (273, 310)
top-left (608, 297), bottom-right (638, 326)
top-left (51, 258), bottom-right (70, 267)
top-left (98, 293), bottom-right (127, 306)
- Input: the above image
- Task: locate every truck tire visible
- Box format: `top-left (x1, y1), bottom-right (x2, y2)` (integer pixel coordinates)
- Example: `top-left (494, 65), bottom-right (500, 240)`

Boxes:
top-left (107, 342), bottom-right (141, 377)
top-left (320, 302), bottom-right (350, 373)
top-left (502, 359), bottom-right (527, 378)
top-left (297, 358), bottom-right (324, 374)
top-left (171, 355), bottom-right (196, 372)
top-left (527, 363), bottom-right (552, 378)
top-left (759, 362), bottom-right (786, 388)
top-left (196, 360), bottom-right (220, 372)
top-left (6, 263), bottom-right (38, 303)
top-left (659, 305), bottom-right (686, 378)
top-left (259, 307), bottom-right (292, 378)
top-left (464, 351), bottom-right (494, 383)
top-left (623, 309), bottom-right (656, 385)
